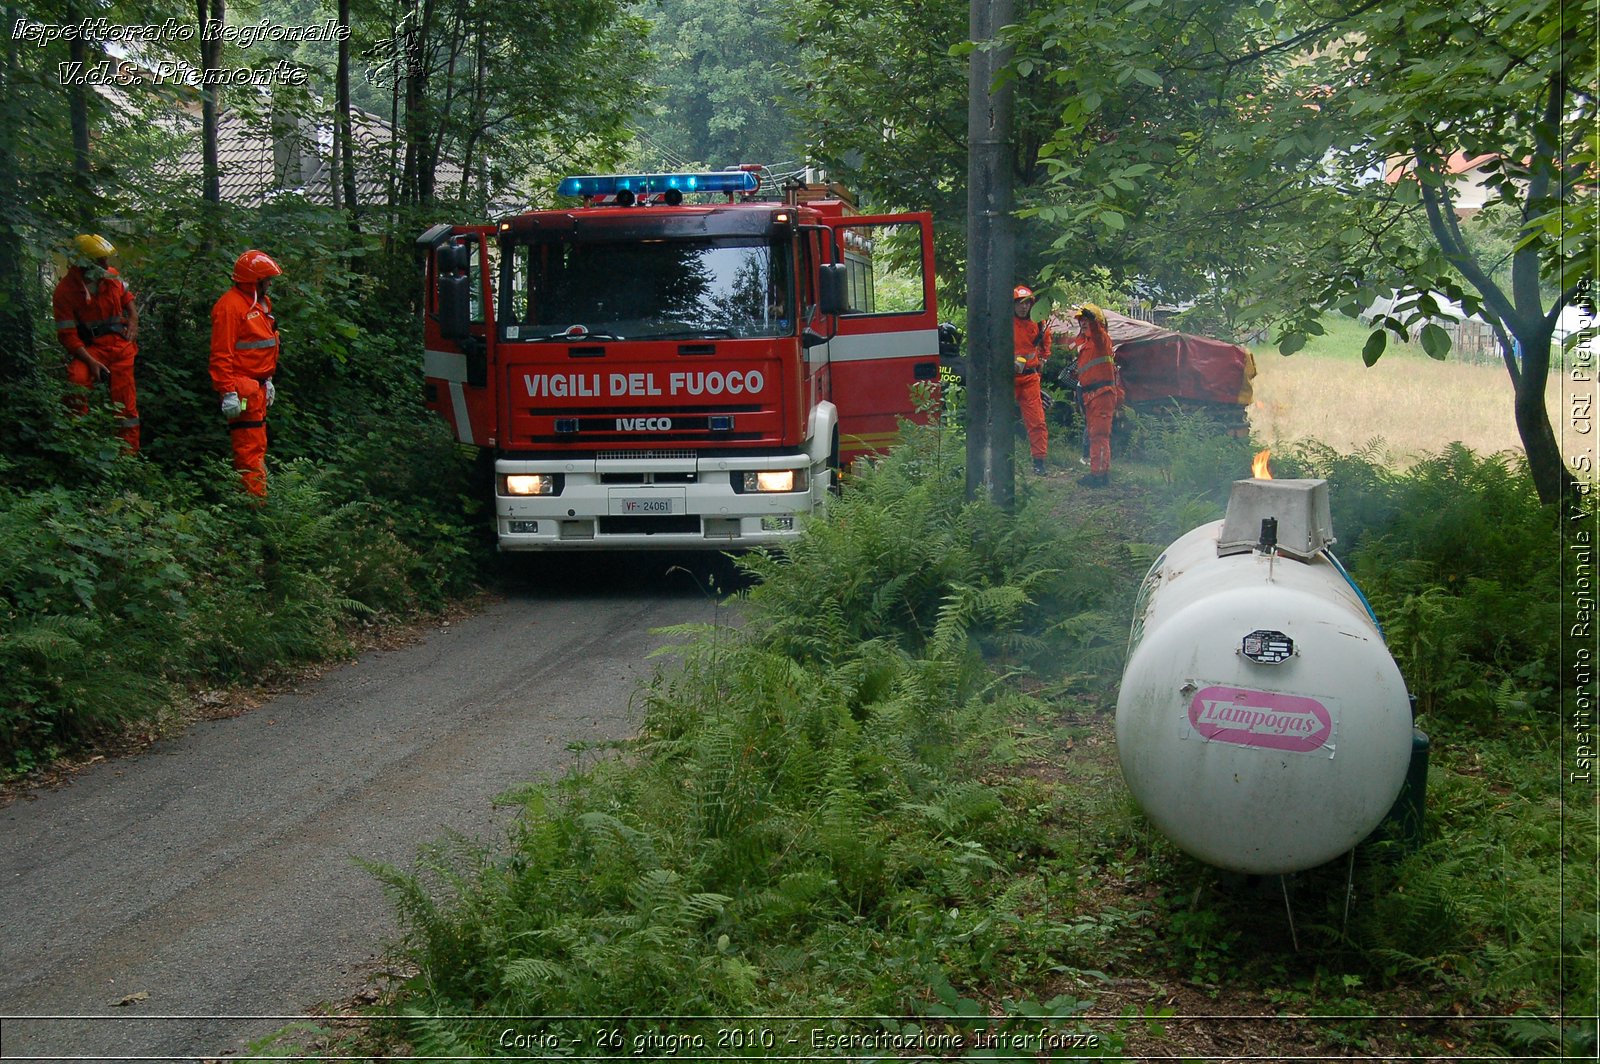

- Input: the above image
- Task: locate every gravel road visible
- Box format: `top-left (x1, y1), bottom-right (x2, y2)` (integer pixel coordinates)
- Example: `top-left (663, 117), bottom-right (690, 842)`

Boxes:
top-left (0, 555), bottom-right (734, 1062)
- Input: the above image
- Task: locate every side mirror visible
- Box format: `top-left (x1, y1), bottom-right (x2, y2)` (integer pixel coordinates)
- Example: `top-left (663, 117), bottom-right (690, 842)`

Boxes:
top-left (938, 321), bottom-right (962, 359)
top-left (438, 275), bottom-right (471, 339)
top-left (818, 264), bottom-right (848, 316)
top-left (436, 243), bottom-right (469, 275)
top-left (436, 243), bottom-right (472, 340)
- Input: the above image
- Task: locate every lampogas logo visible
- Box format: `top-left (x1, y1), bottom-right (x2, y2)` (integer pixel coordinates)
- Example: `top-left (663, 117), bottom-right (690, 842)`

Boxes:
top-left (1186, 685), bottom-right (1333, 754)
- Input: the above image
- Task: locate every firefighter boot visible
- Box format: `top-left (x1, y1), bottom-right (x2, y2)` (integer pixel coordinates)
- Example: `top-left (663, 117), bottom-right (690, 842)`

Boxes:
top-left (1032, 457), bottom-right (1047, 476)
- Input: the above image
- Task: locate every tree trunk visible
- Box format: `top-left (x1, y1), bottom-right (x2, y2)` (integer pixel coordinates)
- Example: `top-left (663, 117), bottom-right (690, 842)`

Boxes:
top-left (337, 0), bottom-right (358, 218)
top-left (329, 119), bottom-right (341, 209)
top-left (425, 0), bottom-right (468, 205)
top-left (459, 18), bottom-right (486, 207)
top-left (1508, 320), bottom-right (1577, 506)
top-left (199, 0), bottom-right (225, 204)
top-left (0, 2), bottom-right (33, 380)
top-left (388, 0), bottom-right (401, 219)
top-left (66, 0), bottom-right (91, 223)
top-left (401, 0), bottom-right (436, 205)
top-left (1416, 140), bottom-right (1575, 507)
top-left (400, 0), bottom-right (416, 204)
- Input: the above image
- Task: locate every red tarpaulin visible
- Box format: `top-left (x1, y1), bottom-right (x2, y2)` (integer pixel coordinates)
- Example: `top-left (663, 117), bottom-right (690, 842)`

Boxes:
top-left (1049, 310), bottom-right (1256, 406)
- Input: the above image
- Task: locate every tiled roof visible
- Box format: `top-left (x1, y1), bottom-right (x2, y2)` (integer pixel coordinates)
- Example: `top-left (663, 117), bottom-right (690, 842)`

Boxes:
top-left (300, 111), bottom-right (465, 207)
top-left (173, 110), bottom-right (279, 206)
top-left (102, 63), bottom-right (538, 211)
top-left (173, 106), bottom-right (467, 207)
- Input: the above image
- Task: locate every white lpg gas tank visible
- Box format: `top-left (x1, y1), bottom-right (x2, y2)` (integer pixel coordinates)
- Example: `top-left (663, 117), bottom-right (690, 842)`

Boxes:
top-left (1115, 478), bottom-right (1413, 874)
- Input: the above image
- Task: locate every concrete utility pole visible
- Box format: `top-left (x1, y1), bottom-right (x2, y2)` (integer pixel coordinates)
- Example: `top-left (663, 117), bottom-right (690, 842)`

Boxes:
top-left (965, 0), bottom-right (1017, 508)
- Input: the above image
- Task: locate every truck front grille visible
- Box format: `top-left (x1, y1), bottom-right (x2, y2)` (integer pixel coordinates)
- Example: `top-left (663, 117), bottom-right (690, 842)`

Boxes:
top-left (597, 449), bottom-right (696, 461)
top-left (599, 472), bottom-right (698, 485)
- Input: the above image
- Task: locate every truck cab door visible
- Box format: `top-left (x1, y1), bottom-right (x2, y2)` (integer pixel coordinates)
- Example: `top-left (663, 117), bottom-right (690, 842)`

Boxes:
top-left (819, 213), bottom-right (940, 461)
top-left (419, 224), bottom-right (498, 446)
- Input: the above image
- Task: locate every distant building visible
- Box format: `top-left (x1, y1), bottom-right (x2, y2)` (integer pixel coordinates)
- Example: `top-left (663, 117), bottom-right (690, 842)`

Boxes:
top-left (1385, 151), bottom-right (1506, 217)
top-left (171, 106), bottom-right (468, 208)
top-left (91, 61), bottom-right (499, 208)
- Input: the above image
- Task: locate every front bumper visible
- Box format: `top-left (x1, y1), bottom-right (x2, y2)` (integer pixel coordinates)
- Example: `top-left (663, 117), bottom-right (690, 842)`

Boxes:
top-left (493, 451), bottom-right (826, 551)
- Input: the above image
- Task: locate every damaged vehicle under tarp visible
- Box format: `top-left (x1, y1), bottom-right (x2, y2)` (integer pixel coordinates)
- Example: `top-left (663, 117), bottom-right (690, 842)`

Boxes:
top-left (1048, 309), bottom-right (1257, 436)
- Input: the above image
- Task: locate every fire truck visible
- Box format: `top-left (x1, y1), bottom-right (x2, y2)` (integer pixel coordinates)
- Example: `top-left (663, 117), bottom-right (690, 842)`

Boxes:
top-left (418, 167), bottom-right (942, 550)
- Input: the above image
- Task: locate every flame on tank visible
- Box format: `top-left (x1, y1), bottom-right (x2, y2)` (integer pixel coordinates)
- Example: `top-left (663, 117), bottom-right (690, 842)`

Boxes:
top-left (1252, 448), bottom-right (1273, 479)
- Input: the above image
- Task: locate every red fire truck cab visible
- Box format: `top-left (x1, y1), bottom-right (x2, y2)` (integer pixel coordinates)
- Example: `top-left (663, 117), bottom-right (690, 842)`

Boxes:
top-left (419, 168), bottom-right (941, 550)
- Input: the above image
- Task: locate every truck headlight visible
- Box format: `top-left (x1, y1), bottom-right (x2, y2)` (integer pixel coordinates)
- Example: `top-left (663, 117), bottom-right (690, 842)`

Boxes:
top-left (502, 474), bottom-right (558, 496)
top-left (741, 470), bottom-right (804, 493)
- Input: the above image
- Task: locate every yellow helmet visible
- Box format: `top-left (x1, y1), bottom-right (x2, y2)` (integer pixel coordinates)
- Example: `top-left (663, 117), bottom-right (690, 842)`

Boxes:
top-left (73, 234), bottom-right (116, 262)
top-left (1075, 302), bottom-right (1106, 326)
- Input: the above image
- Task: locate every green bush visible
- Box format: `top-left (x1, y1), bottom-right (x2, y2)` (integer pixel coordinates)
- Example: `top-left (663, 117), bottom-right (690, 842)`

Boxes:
top-left (742, 422), bottom-right (1134, 678)
top-left (367, 412), bottom-right (1586, 1052)
top-left (0, 484), bottom-right (188, 757)
top-left (372, 425), bottom-right (1122, 1049)
top-left (0, 447), bottom-right (480, 773)
top-left (1, 203), bottom-right (485, 773)
top-left (1278, 443), bottom-right (1559, 729)
top-left (1352, 736), bottom-right (1593, 1007)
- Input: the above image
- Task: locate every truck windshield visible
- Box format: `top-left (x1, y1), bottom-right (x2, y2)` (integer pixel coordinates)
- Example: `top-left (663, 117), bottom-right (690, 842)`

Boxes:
top-left (505, 236), bottom-right (793, 340)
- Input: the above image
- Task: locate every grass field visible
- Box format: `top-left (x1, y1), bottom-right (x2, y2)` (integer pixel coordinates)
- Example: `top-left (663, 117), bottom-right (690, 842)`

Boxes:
top-left (1247, 316), bottom-right (1578, 463)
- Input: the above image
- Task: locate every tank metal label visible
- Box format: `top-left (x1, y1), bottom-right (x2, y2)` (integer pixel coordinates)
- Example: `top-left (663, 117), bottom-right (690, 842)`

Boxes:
top-left (1241, 629), bottom-right (1294, 664)
top-left (1186, 685), bottom-right (1333, 754)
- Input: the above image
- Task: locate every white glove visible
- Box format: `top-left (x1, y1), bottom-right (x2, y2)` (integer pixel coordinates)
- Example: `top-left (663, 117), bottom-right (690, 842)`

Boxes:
top-left (264, 378), bottom-right (276, 407)
top-left (220, 392), bottom-right (243, 419)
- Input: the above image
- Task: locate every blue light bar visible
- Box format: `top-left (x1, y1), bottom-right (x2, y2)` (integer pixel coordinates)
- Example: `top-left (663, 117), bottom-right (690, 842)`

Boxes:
top-left (557, 171), bottom-right (759, 198)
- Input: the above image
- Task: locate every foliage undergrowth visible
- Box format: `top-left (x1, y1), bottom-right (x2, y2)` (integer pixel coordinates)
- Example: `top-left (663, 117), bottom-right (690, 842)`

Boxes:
top-left (0, 425), bottom-right (479, 773)
top-left (1279, 441), bottom-right (1561, 730)
top-left (372, 418), bottom-right (1590, 1057)
top-left (0, 204), bottom-right (485, 775)
top-left (373, 422), bottom-right (1144, 1054)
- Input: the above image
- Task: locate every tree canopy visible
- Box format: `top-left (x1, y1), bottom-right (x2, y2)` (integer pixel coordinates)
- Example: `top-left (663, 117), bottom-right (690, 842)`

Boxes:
top-left (628, 0), bottom-right (804, 172)
top-left (0, 0), bottom-right (655, 466)
top-left (0, 0), bottom-right (1590, 501)
top-left (792, 0), bottom-right (1595, 503)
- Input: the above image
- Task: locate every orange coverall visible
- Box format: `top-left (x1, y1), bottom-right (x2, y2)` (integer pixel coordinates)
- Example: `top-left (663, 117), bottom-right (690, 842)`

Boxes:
top-left (210, 283), bottom-right (280, 496)
top-left (52, 266), bottom-right (140, 452)
top-left (1075, 321), bottom-right (1124, 477)
top-left (1012, 315), bottom-right (1051, 460)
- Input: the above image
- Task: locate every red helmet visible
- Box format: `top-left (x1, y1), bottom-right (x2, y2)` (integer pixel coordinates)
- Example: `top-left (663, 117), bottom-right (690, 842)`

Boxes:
top-left (1013, 285), bottom-right (1036, 302)
top-left (233, 250), bottom-right (282, 283)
